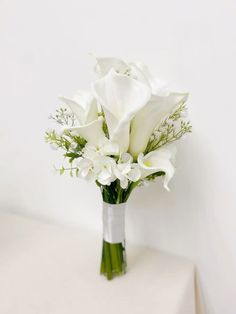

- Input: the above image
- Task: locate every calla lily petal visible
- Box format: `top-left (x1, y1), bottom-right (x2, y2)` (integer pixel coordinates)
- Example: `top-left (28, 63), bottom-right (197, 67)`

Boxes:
top-left (60, 90), bottom-right (98, 125)
top-left (59, 96), bottom-right (85, 124)
top-left (129, 93), bottom-right (188, 157)
top-left (94, 57), bottom-right (128, 77)
top-left (85, 100), bottom-right (99, 123)
top-left (64, 117), bottom-right (105, 146)
top-left (92, 69), bottom-right (151, 152)
top-left (130, 62), bottom-right (170, 96)
top-left (94, 57), bottom-right (170, 96)
top-left (138, 148), bottom-right (175, 191)
top-left (73, 90), bottom-right (98, 123)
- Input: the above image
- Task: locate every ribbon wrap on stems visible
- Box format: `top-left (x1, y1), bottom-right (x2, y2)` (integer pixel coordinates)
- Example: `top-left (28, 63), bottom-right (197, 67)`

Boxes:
top-left (100, 202), bottom-right (127, 280)
top-left (103, 202), bottom-right (125, 244)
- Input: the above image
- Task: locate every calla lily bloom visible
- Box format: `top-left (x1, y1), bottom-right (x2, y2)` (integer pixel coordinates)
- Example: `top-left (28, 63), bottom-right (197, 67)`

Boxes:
top-left (60, 90), bottom-right (106, 146)
top-left (129, 61), bottom-right (170, 96)
top-left (138, 148), bottom-right (175, 191)
top-left (94, 57), bottom-right (168, 96)
top-left (129, 93), bottom-right (188, 157)
top-left (92, 69), bottom-right (151, 152)
top-left (94, 57), bottom-right (128, 77)
top-left (60, 90), bottom-right (98, 125)
top-left (64, 117), bottom-right (105, 146)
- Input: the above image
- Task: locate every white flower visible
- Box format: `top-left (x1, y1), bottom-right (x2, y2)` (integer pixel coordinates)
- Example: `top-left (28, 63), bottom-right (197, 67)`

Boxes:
top-left (65, 117), bottom-right (105, 147)
top-left (82, 144), bottom-right (99, 161)
top-left (77, 158), bottom-right (95, 181)
top-left (93, 156), bottom-right (116, 186)
top-left (98, 137), bottom-right (119, 156)
top-left (82, 138), bottom-right (119, 159)
top-left (137, 147), bottom-right (176, 191)
top-left (78, 142), bottom-right (118, 185)
top-left (114, 153), bottom-right (141, 189)
top-left (93, 57), bottom-right (188, 157)
top-left (60, 90), bottom-right (106, 146)
top-left (94, 57), bottom-right (169, 96)
top-left (92, 69), bottom-right (151, 152)
top-left (94, 57), bottom-right (128, 77)
top-left (60, 90), bottom-right (98, 125)
top-left (129, 93), bottom-right (188, 157)
top-left (129, 61), bottom-right (170, 96)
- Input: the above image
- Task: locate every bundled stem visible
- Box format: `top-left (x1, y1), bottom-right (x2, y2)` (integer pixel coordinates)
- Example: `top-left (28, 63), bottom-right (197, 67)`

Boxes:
top-left (99, 180), bottom-right (139, 280)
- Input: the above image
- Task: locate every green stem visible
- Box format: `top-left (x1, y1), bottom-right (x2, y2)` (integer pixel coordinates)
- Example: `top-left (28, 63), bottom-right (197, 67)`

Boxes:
top-left (124, 180), bottom-right (141, 202)
top-left (100, 241), bottom-right (125, 280)
top-left (116, 183), bottom-right (123, 204)
top-left (103, 241), bottom-right (113, 280)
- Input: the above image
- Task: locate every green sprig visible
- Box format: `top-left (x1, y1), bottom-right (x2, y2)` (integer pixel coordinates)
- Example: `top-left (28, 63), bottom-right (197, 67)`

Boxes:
top-left (49, 107), bottom-right (76, 127)
top-left (45, 130), bottom-right (71, 151)
top-left (145, 102), bottom-right (192, 153)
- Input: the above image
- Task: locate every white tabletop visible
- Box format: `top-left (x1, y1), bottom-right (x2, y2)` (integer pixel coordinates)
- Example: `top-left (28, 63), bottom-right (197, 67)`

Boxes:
top-left (0, 213), bottom-right (203, 314)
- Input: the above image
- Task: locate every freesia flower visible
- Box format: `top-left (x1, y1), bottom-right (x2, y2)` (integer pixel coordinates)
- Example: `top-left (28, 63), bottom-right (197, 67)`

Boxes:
top-left (114, 153), bottom-right (141, 189)
top-left (98, 137), bottom-right (119, 156)
top-left (82, 138), bottom-right (119, 159)
top-left (138, 147), bottom-right (175, 191)
top-left (77, 158), bottom-right (95, 181)
top-left (78, 154), bottom-right (116, 186)
top-left (92, 69), bottom-right (151, 152)
top-left (80, 141), bottom-right (119, 185)
top-left (93, 156), bottom-right (116, 185)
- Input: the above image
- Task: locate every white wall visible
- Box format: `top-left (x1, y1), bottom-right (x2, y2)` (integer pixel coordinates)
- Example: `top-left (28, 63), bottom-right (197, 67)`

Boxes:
top-left (1, 0), bottom-right (236, 313)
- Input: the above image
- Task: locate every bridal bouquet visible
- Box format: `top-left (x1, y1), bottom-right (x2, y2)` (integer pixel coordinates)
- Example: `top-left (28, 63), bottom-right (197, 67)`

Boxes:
top-left (45, 57), bottom-right (192, 280)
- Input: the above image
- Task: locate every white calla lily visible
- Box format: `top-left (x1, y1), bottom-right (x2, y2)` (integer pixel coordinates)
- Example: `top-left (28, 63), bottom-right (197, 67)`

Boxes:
top-left (129, 93), bottom-right (188, 157)
top-left (138, 148), bottom-right (175, 191)
top-left (59, 90), bottom-right (98, 125)
top-left (129, 61), bottom-right (170, 96)
top-left (92, 69), bottom-right (151, 152)
top-left (94, 57), bottom-right (128, 77)
top-left (94, 57), bottom-right (168, 96)
top-left (61, 90), bottom-right (105, 146)
top-left (65, 117), bottom-right (105, 146)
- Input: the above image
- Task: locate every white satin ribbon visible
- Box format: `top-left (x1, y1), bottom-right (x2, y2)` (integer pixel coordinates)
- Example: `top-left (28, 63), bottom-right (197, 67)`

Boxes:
top-left (102, 202), bottom-right (126, 244)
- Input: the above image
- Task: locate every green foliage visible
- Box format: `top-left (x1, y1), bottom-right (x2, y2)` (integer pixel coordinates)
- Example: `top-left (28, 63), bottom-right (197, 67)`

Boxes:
top-left (56, 166), bottom-right (80, 177)
top-left (145, 102), bottom-right (192, 153)
top-left (45, 130), bottom-right (71, 151)
top-left (45, 130), bottom-right (86, 153)
top-left (63, 130), bottom-right (87, 153)
top-left (45, 128), bottom-right (86, 177)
